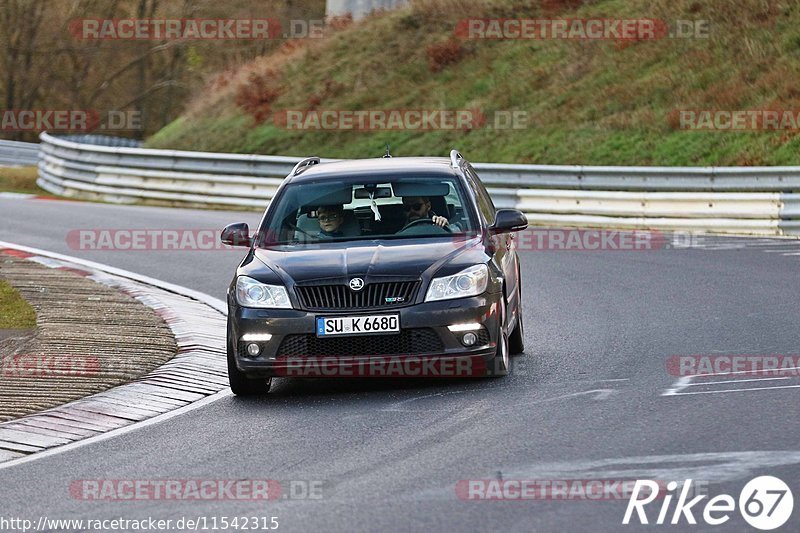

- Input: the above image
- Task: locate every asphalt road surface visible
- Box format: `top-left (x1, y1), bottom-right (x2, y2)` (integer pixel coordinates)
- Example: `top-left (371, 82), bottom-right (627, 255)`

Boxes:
top-left (1, 197), bottom-right (798, 532)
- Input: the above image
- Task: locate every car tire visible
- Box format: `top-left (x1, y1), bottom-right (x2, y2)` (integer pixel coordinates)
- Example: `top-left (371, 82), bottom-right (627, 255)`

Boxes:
top-left (509, 285), bottom-right (525, 355)
top-left (227, 324), bottom-right (271, 396)
top-left (487, 327), bottom-right (510, 378)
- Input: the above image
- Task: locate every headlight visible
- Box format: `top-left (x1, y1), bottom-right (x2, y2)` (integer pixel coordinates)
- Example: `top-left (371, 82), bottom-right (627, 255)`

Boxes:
top-left (235, 276), bottom-right (291, 308)
top-left (425, 264), bottom-right (488, 302)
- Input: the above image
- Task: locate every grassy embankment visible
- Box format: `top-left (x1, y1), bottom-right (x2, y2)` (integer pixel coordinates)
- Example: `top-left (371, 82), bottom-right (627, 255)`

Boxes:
top-left (0, 280), bottom-right (36, 329)
top-left (147, 0), bottom-right (800, 166)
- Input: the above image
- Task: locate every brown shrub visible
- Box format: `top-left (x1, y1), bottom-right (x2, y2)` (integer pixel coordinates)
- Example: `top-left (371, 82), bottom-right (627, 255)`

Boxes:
top-left (327, 13), bottom-right (353, 31)
top-left (235, 70), bottom-right (282, 124)
top-left (307, 79), bottom-right (345, 109)
top-left (542, 0), bottom-right (583, 15)
top-left (702, 81), bottom-right (745, 108)
top-left (614, 39), bottom-right (637, 52)
top-left (665, 109), bottom-right (683, 130)
top-left (209, 72), bottom-right (230, 91)
top-left (426, 39), bottom-right (464, 72)
top-left (735, 155), bottom-right (767, 166)
top-left (772, 130), bottom-right (800, 146)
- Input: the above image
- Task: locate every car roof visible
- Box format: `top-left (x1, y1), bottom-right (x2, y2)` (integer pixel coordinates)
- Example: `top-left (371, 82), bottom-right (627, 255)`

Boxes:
top-left (288, 157), bottom-right (460, 183)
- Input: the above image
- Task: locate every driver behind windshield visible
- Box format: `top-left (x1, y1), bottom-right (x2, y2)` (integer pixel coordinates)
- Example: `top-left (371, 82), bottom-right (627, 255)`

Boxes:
top-left (401, 196), bottom-right (449, 228)
top-left (317, 204), bottom-right (345, 238)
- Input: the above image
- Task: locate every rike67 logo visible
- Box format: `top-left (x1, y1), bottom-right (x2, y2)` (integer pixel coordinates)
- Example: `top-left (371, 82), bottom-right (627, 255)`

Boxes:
top-left (623, 476), bottom-right (794, 530)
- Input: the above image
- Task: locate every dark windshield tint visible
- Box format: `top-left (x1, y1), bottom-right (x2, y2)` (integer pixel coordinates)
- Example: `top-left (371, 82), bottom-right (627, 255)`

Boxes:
top-left (257, 175), bottom-right (475, 246)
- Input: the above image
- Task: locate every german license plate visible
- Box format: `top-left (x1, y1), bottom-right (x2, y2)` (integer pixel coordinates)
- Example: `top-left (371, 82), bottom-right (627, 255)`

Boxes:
top-left (316, 314), bottom-right (400, 336)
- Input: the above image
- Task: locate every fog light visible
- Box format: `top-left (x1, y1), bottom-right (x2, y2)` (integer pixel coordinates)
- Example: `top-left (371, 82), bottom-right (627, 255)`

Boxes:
top-left (246, 343), bottom-right (261, 356)
top-left (448, 323), bottom-right (481, 332)
top-left (462, 332), bottom-right (477, 347)
top-left (241, 333), bottom-right (272, 342)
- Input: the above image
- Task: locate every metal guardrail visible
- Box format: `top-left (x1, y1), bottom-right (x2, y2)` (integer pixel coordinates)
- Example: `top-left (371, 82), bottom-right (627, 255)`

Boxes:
top-left (37, 132), bottom-right (800, 236)
top-left (0, 139), bottom-right (39, 167)
top-left (59, 134), bottom-right (143, 148)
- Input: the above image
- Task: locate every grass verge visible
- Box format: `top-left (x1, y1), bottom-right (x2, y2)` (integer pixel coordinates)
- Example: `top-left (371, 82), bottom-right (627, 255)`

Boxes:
top-left (0, 279), bottom-right (37, 329)
top-left (0, 167), bottom-right (46, 195)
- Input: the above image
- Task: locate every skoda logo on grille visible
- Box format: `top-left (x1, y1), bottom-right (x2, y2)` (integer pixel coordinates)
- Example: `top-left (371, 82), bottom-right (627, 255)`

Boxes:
top-left (349, 278), bottom-right (365, 291)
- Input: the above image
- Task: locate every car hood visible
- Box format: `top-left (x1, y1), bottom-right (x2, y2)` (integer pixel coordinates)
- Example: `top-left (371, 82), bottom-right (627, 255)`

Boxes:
top-left (252, 237), bottom-right (487, 286)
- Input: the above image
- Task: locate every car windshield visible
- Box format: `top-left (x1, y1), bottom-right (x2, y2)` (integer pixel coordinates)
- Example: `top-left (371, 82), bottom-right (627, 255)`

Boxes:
top-left (257, 174), bottom-right (475, 246)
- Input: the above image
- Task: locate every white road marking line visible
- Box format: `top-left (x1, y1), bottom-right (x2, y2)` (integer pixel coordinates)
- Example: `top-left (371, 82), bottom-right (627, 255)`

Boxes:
top-left (663, 365), bottom-right (800, 396)
top-left (662, 376), bottom-right (693, 396)
top-left (667, 384), bottom-right (800, 396)
top-left (404, 450), bottom-right (800, 503)
top-left (513, 389), bottom-right (617, 409)
top-left (405, 450), bottom-right (800, 503)
top-left (383, 387), bottom-right (618, 413)
top-left (687, 365), bottom-right (800, 379)
top-left (548, 378), bottom-right (629, 385)
top-left (551, 389), bottom-right (616, 401)
top-left (381, 389), bottom-right (471, 411)
top-left (742, 241), bottom-right (799, 246)
top-left (686, 376), bottom-right (792, 387)
top-left (500, 451), bottom-right (800, 485)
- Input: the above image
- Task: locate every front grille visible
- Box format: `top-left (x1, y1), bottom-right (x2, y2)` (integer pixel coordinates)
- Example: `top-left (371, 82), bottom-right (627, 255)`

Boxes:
top-left (276, 328), bottom-right (443, 357)
top-left (295, 281), bottom-right (420, 311)
top-left (475, 327), bottom-right (491, 347)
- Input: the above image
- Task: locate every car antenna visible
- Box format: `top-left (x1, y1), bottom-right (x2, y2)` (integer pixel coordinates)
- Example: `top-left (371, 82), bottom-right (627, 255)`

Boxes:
top-left (382, 144), bottom-right (392, 158)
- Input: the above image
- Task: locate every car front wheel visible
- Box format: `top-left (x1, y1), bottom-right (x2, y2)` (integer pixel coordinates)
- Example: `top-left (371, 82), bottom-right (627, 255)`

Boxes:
top-left (487, 326), bottom-right (510, 377)
top-left (509, 283), bottom-right (525, 355)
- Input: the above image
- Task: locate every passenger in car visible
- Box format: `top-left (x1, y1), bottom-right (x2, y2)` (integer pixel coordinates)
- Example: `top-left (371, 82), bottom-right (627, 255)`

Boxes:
top-left (401, 196), bottom-right (449, 228)
top-left (317, 205), bottom-right (346, 238)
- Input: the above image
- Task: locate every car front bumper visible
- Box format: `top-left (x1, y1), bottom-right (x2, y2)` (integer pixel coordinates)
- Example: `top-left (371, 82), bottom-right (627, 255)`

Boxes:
top-left (229, 293), bottom-right (502, 378)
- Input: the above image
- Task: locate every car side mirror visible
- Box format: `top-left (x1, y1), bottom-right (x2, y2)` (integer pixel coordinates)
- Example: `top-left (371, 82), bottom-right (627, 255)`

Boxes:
top-left (221, 223), bottom-right (251, 247)
top-left (488, 209), bottom-right (528, 234)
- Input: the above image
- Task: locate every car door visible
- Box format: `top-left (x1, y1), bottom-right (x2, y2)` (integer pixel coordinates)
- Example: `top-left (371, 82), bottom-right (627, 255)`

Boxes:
top-left (465, 165), bottom-right (519, 327)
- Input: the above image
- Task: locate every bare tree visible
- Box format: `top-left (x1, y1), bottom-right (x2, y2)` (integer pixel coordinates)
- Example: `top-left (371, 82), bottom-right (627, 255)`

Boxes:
top-left (0, 0), bottom-right (326, 140)
top-left (0, 0), bottom-right (46, 139)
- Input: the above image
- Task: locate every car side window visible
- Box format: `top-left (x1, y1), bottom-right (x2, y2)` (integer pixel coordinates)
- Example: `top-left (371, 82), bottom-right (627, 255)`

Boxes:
top-left (466, 166), bottom-right (495, 225)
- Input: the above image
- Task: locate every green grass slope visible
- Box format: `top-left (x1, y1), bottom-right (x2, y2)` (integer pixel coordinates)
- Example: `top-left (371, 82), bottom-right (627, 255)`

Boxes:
top-left (147, 0), bottom-right (800, 165)
top-left (0, 280), bottom-right (36, 329)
